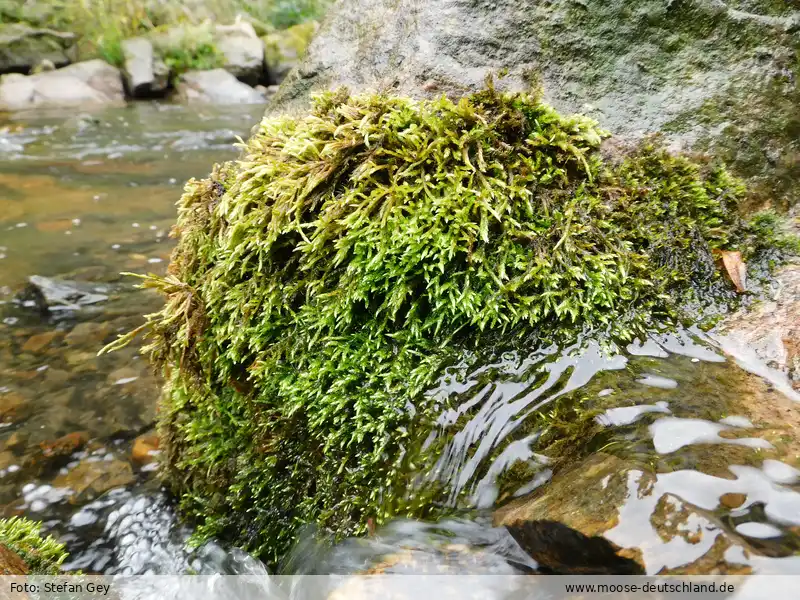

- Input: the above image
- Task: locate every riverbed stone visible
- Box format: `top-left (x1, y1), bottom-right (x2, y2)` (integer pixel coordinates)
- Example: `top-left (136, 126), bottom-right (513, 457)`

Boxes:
top-left (718, 260), bottom-right (800, 391)
top-left (57, 59), bottom-right (125, 101)
top-left (0, 391), bottom-right (27, 424)
top-left (122, 37), bottom-right (169, 98)
top-left (0, 23), bottom-right (75, 74)
top-left (0, 59), bottom-right (124, 112)
top-left (215, 21), bottom-right (265, 85)
top-left (175, 69), bottom-right (265, 104)
top-left (64, 321), bottom-right (112, 348)
top-left (493, 449), bottom-right (800, 574)
top-left (52, 458), bottom-right (134, 502)
top-left (21, 330), bottom-right (61, 354)
top-left (39, 431), bottom-right (89, 460)
top-left (131, 433), bottom-right (160, 465)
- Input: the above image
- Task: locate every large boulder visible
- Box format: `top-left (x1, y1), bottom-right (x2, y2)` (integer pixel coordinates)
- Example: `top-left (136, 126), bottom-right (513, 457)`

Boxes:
top-left (0, 59), bottom-right (124, 112)
top-left (215, 21), bottom-right (265, 85)
top-left (0, 23), bottom-right (75, 74)
top-left (175, 68), bottom-right (265, 104)
top-left (0, 73), bottom-right (98, 112)
top-left (273, 0), bottom-right (800, 208)
top-left (122, 37), bottom-right (169, 98)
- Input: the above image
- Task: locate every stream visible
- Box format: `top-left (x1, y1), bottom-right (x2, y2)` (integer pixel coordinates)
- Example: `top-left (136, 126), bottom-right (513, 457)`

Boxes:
top-left (1, 104), bottom-right (799, 580)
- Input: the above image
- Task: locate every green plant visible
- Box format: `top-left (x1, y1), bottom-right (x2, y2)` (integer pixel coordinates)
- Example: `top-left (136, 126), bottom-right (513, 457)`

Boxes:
top-left (104, 85), bottom-right (786, 565)
top-left (161, 41), bottom-right (223, 75)
top-left (0, 517), bottom-right (68, 575)
top-left (20, 1), bottom-right (329, 65)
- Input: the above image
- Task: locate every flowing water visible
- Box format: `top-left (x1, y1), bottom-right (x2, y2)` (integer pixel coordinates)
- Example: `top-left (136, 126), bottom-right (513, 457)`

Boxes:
top-left (1, 104), bottom-right (799, 580)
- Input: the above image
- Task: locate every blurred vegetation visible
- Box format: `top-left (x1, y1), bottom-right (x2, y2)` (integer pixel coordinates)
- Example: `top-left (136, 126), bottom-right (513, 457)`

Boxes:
top-left (0, 0), bottom-right (329, 66)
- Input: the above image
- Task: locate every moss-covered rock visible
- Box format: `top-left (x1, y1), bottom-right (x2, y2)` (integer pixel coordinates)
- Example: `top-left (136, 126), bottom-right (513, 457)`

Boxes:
top-left (0, 23), bottom-right (75, 74)
top-left (0, 517), bottom-right (67, 575)
top-left (272, 0), bottom-right (800, 210)
top-left (105, 84), bottom-right (791, 564)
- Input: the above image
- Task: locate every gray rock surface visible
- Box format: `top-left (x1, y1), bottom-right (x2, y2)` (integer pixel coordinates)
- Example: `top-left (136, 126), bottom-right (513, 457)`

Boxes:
top-left (0, 23), bottom-right (75, 74)
top-left (122, 37), bottom-right (169, 97)
top-left (175, 69), bottom-right (265, 104)
top-left (0, 59), bottom-right (123, 111)
top-left (272, 0), bottom-right (799, 207)
top-left (215, 21), bottom-right (265, 85)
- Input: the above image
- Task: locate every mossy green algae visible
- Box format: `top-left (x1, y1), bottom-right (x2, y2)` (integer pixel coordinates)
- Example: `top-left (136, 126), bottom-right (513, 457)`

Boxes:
top-left (109, 87), bottom-right (778, 563)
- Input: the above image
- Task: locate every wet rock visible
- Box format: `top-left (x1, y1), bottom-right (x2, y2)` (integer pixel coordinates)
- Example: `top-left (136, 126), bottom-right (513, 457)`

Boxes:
top-left (64, 321), bottom-right (112, 348)
top-left (494, 451), bottom-right (800, 574)
top-left (21, 330), bottom-right (61, 354)
top-left (64, 350), bottom-right (98, 372)
top-left (495, 453), bottom-right (630, 537)
top-left (39, 431), bottom-right (89, 460)
top-left (43, 368), bottom-right (70, 387)
top-left (0, 544), bottom-right (28, 575)
top-left (175, 69), bottom-right (265, 104)
top-left (0, 450), bottom-right (18, 470)
top-left (0, 59), bottom-right (123, 112)
top-left (131, 434), bottom-right (160, 465)
top-left (107, 366), bottom-right (140, 385)
top-left (262, 21), bottom-right (318, 84)
top-left (15, 275), bottom-right (109, 314)
top-left (505, 520), bottom-right (644, 575)
top-left (719, 493), bottom-right (747, 509)
top-left (122, 37), bottom-right (169, 98)
top-left (718, 261), bottom-right (800, 392)
top-left (52, 459), bottom-right (134, 502)
top-left (0, 23), bottom-right (75, 74)
top-left (5, 432), bottom-right (27, 451)
top-left (0, 391), bottom-right (28, 424)
top-left (215, 21), bottom-right (265, 85)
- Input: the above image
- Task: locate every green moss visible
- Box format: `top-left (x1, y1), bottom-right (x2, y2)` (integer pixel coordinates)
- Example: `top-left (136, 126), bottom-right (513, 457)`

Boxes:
top-left (263, 20), bottom-right (318, 69)
top-left (0, 517), bottom-right (67, 575)
top-left (152, 23), bottom-right (224, 77)
top-left (106, 86), bottom-right (784, 564)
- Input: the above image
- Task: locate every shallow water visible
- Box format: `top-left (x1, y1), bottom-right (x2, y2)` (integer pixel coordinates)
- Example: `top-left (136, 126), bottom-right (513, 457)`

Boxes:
top-left (1, 103), bottom-right (799, 578)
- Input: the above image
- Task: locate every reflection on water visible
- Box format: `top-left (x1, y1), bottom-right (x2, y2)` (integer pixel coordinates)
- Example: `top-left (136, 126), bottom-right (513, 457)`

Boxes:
top-left (1, 104), bottom-right (799, 577)
top-left (0, 103), bottom-right (266, 574)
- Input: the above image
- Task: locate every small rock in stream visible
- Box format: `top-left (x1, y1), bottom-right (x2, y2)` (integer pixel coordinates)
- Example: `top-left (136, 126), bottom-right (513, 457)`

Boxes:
top-left (52, 458), bottom-right (135, 503)
top-left (15, 275), bottom-right (110, 314)
top-left (0, 391), bottom-right (28, 424)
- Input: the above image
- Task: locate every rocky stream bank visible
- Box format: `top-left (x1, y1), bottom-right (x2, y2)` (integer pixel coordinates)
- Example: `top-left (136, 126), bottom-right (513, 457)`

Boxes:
top-left (0, 18), bottom-right (317, 111)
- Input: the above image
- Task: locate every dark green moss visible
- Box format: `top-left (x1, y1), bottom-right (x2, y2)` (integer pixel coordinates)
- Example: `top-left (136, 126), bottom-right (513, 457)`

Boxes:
top-left (107, 86), bottom-right (785, 564)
